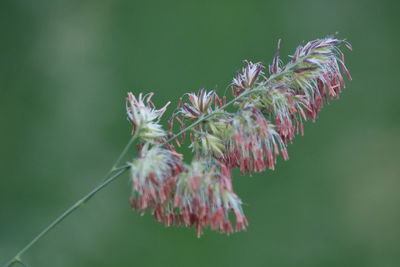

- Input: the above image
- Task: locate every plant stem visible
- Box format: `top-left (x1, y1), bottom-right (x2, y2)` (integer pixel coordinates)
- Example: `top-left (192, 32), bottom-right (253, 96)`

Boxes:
top-left (107, 127), bottom-right (141, 175)
top-left (4, 168), bottom-right (127, 267)
top-left (4, 71), bottom-right (295, 266)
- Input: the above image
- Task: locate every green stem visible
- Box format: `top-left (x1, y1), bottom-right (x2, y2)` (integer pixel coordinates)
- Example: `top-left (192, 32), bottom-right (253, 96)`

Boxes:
top-left (4, 74), bottom-right (293, 266)
top-left (4, 168), bottom-right (127, 267)
top-left (107, 127), bottom-right (141, 175)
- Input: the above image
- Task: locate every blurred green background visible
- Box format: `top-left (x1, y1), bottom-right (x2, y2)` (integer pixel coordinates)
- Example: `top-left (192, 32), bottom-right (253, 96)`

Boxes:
top-left (1, 0), bottom-right (399, 266)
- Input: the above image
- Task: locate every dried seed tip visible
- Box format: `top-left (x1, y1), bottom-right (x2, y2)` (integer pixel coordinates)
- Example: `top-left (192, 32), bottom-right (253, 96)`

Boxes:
top-left (128, 144), bottom-right (183, 212)
top-left (177, 97), bottom-right (183, 108)
top-left (345, 42), bottom-right (353, 51)
top-left (269, 39), bottom-right (281, 75)
top-left (173, 160), bottom-right (247, 236)
top-left (126, 92), bottom-right (170, 142)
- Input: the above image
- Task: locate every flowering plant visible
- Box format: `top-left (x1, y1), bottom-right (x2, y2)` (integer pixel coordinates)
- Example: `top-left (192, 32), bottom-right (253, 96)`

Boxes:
top-left (125, 35), bottom-right (351, 237)
top-left (5, 35), bottom-right (351, 266)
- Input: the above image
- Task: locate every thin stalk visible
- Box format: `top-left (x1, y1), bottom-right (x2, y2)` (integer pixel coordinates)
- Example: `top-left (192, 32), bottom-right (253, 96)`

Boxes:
top-left (4, 70), bottom-right (295, 266)
top-left (4, 168), bottom-right (127, 267)
top-left (107, 127), bottom-right (141, 175)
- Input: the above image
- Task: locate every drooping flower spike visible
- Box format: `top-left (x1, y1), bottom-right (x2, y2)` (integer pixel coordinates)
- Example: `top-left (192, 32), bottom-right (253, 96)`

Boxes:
top-left (126, 35), bottom-right (351, 236)
top-left (266, 36), bottom-right (352, 121)
top-left (128, 143), bottom-right (183, 212)
top-left (173, 160), bottom-right (247, 237)
top-left (223, 104), bottom-right (288, 173)
top-left (232, 36), bottom-right (352, 141)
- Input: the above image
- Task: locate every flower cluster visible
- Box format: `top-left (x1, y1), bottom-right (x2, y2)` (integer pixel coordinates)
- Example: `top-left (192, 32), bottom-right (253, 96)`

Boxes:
top-left (232, 60), bottom-right (265, 95)
top-left (180, 89), bottom-right (231, 159)
top-left (266, 36), bottom-right (352, 123)
top-left (125, 35), bottom-right (351, 236)
top-left (173, 161), bottom-right (247, 237)
top-left (181, 89), bottom-right (215, 120)
top-left (224, 105), bottom-right (288, 173)
top-left (128, 144), bottom-right (183, 212)
top-left (126, 92), bottom-right (170, 141)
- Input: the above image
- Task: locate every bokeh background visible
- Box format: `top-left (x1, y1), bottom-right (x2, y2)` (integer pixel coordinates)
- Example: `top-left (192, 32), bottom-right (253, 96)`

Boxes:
top-left (1, 0), bottom-right (399, 266)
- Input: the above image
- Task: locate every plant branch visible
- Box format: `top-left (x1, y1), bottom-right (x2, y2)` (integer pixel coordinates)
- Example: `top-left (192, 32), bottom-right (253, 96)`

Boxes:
top-left (4, 72), bottom-right (293, 266)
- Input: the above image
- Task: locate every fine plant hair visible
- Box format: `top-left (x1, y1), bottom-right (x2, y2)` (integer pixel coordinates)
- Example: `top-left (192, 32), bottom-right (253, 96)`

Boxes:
top-left (4, 35), bottom-right (352, 266)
